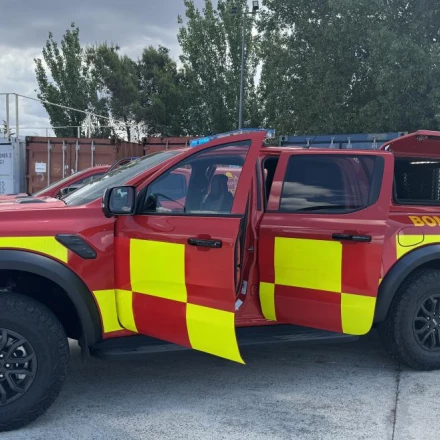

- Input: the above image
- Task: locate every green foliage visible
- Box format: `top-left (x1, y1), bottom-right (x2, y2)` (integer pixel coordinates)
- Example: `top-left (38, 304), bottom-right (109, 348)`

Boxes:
top-left (259, 0), bottom-right (440, 134)
top-left (34, 23), bottom-right (106, 138)
top-left (0, 120), bottom-right (14, 137)
top-left (87, 44), bottom-right (139, 140)
top-left (35, 1), bottom-right (440, 139)
top-left (137, 46), bottom-right (187, 136)
top-left (178, 0), bottom-right (261, 134)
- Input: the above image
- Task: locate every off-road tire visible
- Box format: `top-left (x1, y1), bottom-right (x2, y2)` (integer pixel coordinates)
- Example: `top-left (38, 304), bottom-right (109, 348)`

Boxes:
top-left (378, 269), bottom-right (440, 370)
top-left (0, 293), bottom-right (69, 431)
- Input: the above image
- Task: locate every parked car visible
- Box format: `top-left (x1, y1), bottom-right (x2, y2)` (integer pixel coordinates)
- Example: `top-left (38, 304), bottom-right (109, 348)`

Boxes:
top-left (0, 166), bottom-right (110, 201)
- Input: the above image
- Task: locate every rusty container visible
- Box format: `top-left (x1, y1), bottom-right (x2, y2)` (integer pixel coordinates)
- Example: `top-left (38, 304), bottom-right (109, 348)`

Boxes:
top-left (26, 137), bottom-right (144, 194)
top-left (142, 136), bottom-right (195, 154)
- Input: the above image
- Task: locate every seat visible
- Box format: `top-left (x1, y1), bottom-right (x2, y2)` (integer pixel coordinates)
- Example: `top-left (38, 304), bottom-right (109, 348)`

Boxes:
top-left (202, 174), bottom-right (234, 212)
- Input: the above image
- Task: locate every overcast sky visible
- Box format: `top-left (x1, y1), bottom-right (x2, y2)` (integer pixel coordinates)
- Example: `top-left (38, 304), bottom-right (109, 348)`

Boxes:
top-left (0, 0), bottom-right (208, 137)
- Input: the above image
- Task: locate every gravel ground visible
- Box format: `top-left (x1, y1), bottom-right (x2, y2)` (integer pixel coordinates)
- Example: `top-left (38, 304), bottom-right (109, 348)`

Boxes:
top-left (1, 331), bottom-right (439, 440)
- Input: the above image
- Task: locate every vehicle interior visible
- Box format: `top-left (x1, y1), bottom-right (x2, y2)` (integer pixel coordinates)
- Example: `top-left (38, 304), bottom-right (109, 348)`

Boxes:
top-left (142, 148), bottom-right (248, 215)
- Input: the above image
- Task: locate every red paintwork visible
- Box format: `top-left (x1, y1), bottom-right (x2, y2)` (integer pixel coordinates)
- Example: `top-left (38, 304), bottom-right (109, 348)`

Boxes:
top-left (0, 165), bottom-right (110, 201)
top-left (381, 130), bottom-right (440, 157)
top-left (2, 130), bottom-right (440, 345)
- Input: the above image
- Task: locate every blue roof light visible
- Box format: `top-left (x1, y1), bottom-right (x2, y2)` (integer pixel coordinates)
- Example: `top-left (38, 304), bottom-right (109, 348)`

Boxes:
top-left (189, 128), bottom-right (276, 147)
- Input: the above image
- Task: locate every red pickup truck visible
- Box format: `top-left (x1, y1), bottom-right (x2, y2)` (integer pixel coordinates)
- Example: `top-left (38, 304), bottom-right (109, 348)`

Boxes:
top-left (2, 129), bottom-right (440, 431)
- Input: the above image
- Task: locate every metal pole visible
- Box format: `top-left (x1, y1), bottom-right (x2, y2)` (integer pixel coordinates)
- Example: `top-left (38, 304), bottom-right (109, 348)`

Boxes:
top-left (77, 126), bottom-right (80, 138)
top-left (62, 140), bottom-right (67, 178)
top-left (5, 94), bottom-right (10, 137)
top-left (15, 94), bottom-right (19, 138)
top-left (91, 140), bottom-right (95, 167)
top-left (75, 140), bottom-right (80, 172)
top-left (238, 12), bottom-right (246, 130)
top-left (47, 140), bottom-right (51, 185)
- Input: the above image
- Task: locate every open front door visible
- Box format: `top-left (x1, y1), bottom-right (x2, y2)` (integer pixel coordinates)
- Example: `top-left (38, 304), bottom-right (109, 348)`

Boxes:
top-left (115, 132), bottom-right (266, 363)
top-left (259, 149), bottom-right (394, 335)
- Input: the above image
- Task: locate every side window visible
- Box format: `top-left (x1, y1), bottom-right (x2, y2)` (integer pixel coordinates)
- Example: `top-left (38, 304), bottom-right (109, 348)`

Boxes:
top-left (262, 156), bottom-right (280, 203)
top-left (394, 157), bottom-right (440, 205)
top-left (278, 155), bottom-right (382, 213)
top-left (141, 142), bottom-right (250, 215)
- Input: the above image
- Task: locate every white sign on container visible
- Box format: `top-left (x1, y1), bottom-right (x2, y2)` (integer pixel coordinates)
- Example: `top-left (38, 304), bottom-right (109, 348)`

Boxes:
top-left (35, 162), bottom-right (47, 173)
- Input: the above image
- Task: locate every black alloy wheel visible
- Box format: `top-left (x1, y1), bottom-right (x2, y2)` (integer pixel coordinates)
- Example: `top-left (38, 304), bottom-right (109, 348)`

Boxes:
top-left (0, 329), bottom-right (37, 406)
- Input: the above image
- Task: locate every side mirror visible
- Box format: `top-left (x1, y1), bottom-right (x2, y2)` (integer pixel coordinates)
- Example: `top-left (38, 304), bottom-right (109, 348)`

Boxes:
top-left (102, 186), bottom-right (136, 218)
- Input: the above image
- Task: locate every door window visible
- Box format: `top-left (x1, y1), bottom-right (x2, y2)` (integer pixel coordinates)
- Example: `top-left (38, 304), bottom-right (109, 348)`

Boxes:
top-left (141, 142), bottom-right (250, 215)
top-left (277, 155), bottom-right (383, 213)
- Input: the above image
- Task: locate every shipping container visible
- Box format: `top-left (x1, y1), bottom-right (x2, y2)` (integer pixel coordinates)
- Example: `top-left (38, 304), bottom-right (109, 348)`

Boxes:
top-left (26, 137), bottom-right (144, 194)
top-left (142, 136), bottom-right (194, 154)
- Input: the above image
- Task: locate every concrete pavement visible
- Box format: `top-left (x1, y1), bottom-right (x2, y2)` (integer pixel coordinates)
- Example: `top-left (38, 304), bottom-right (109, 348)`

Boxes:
top-left (1, 331), bottom-right (438, 440)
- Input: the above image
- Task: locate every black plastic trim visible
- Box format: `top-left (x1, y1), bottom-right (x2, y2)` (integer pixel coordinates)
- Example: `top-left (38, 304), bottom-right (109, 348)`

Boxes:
top-left (0, 250), bottom-right (102, 346)
top-left (375, 244), bottom-right (440, 323)
top-left (16, 198), bottom-right (46, 204)
top-left (256, 161), bottom-right (262, 211)
top-left (56, 234), bottom-right (97, 259)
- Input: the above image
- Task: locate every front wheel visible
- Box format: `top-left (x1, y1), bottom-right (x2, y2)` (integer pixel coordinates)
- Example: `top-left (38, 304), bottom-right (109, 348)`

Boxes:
top-left (378, 269), bottom-right (440, 370)
top-left (0, 293), bottom-right (69, 431)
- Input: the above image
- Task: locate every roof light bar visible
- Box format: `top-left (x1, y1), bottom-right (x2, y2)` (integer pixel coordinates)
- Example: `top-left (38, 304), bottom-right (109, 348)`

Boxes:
top-left (189, 128), bottom-right (276, 147)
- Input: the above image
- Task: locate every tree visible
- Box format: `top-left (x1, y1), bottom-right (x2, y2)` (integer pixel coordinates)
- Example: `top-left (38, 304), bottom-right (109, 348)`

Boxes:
top-left (258, 0), bottom-right (440, 135)
top-left (0, 121), bottom-right (14, 138)
top-left (137, 46), bottom-right (187, 136)
top-left (34, 23), bottom-right (107, 138)
top-left (178, 0), bottom-right (261, 135)
top-left (87, 44), bottom-right (140, 140)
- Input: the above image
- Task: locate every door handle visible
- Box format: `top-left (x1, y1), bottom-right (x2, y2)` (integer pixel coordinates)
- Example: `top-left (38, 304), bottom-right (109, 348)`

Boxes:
top-left (188, 238), bottom-right (223, 248)
top-left (332, 233), bottom-right (372, 243)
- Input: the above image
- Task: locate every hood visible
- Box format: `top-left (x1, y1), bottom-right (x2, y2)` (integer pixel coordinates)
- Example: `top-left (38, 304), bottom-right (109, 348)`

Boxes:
top-left (381, 130), bottom-right (440, 157)
top-left (0, 196), bottom-right (65, 211)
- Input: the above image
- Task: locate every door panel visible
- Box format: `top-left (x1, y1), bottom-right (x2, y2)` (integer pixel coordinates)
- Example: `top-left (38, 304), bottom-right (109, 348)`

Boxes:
top-left (259, 150), bottom-right (394, 335)
top-left (115, 132), bottom-right (266, 363)
top-left (115, 216), bottom-right (243, 361)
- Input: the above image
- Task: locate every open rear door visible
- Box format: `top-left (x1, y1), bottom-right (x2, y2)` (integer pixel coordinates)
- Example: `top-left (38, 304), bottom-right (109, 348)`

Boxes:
top-left (382, 130), bottom-right (440, 156)
top-left (115, 131), bottom-right (267, 363)
top-left (259, 149), bottom-right (394, 335)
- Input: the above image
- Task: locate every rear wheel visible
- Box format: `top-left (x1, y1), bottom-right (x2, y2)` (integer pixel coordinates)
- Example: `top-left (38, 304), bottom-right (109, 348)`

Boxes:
top-left (378, 269), bottom-right (440, 370)
top-left (0, 293), bottom-right (69, 431)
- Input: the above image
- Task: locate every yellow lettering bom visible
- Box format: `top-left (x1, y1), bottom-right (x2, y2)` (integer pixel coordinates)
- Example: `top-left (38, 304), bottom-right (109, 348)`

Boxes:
top-left (409, 216), bottom-right (440, 227)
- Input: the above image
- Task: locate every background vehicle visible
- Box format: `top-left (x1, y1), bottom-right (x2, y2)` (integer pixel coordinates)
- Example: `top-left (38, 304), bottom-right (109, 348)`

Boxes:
top-left (0, 157), bottom-right (139, 202)
top-left (0, 166), bottom-right (109, 201)
top-left (3, 130), bottom-right (440, 431)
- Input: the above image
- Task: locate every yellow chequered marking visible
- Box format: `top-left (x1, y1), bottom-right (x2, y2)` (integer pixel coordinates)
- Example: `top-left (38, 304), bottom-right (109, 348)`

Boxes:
top-left (275, 237), bottom-right (342, 292)
top-left (260, 282), bottom-right (276, 320)
top-left (186, 303), bottom-right (244, 364)
top-left (93, 290), bottom-right (124, 333)
top-left (0, 236), bottom-right (68, 262)
top-left (130, 239), bottom-right (187, 303)
top-left (396, 235), bottom-right (440, 259)
top-left (341, 293), bottom-right (376, 335)
top-left (116, 289), bottom-right (138, 332)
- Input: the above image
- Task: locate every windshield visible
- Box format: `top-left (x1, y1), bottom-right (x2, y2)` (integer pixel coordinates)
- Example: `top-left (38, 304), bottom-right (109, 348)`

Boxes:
top-left (33, 174), bottom-right (80, 197)
top-left (64, 150), bottom-right (182, 206)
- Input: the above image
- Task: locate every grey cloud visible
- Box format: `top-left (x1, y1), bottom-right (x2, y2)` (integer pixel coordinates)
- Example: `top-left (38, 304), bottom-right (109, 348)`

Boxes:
top-left (0, 0), bottom-right (206, 136)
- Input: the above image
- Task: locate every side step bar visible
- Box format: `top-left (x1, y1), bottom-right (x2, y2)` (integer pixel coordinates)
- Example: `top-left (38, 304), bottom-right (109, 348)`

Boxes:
top-left (90, 325), bottom-right (358, 361)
